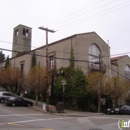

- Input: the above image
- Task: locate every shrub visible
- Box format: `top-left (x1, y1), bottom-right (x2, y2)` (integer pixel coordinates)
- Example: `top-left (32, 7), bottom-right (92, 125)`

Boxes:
top-left (89, 104), bottom-right (97, 112)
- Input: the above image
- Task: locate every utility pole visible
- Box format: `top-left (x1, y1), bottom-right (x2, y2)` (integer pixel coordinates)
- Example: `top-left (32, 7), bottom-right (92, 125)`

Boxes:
top-left (107, 40), bottom-right (111, 78)
top-left (99, 54), bottom-right (102, 72)
top-left (99, 54), bottom-right (103, 113)
top-left (38, 27), bottom-right (55, 111)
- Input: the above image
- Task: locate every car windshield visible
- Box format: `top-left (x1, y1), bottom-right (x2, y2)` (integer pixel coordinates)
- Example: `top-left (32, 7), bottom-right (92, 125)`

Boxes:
top-left (3, 93), bottom-right (14, 96)
top-left (121, 105), bottom-right (129, 109)
top-left (9, 97), bottom-right (16, 100)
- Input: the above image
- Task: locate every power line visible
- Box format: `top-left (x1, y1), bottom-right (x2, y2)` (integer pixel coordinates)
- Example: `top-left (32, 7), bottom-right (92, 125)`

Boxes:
top-left (0, 38), bottom-right (130, 60)
top-left (1, 38), bottom-right (130, 58)
top-left (0, 40), bottom-right (38, 49)
top-left (49, 47), bottom-right (130, 58)
top-left (48, 0), bottom-right (117, 28)
top-left (55, 1), bottom-right (130, 30)
top-left (45, 0), bottom-right (105, 27)
top-left (103, 62), bottom-right (130, 80)
top-left (0, 47), bottom-right (97, 63)
top-left (0, 47), bottom-right (129, 80)
top-left (111, 52), bottom-right (130, 57)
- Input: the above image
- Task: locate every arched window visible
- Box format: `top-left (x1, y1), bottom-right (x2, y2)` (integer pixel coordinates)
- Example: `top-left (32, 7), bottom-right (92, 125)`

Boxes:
top-left (89, 43), bottom-right (101, 63)
top-left (124, 65), bottom-right (130, 79)
top-left (88, 43), bottom-right (103, 71)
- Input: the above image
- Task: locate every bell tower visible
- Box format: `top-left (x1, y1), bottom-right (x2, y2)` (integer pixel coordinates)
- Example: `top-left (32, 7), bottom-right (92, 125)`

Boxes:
top-left (12, 24), bottom-right (32, 57)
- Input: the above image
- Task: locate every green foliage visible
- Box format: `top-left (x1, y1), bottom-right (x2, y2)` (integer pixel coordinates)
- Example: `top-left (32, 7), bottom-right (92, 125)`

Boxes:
top-left (125, 93), bottom-right (130, 105)
top-left (26, 90), bottom-right (36, 100)
top-left (89, 104), bottom-right (97, 112)
top-left (50, 70), bottom-right (56, 103)
top-left (54, 67), bottom-right (87, 100)
top-left (65, 68), bottom-right (87, 98)
top-left (38, 61), bottom-right (40, 67)
top-left (53, 51), bottom-right (87, 109)
top-left (0, 51), bottom-right (5, 62)
top-left (54, 76), bottom-right (64, 96)
top-left (5, 56), bottom-right (10, 69)
top-left (69, 47), bottom-right (74, 68)
top-left (31, 52), bottom-right (36, 68)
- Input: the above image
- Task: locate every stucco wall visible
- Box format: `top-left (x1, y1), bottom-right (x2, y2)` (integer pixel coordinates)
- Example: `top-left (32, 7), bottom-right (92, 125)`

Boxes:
top-left (73, 33), bottom-right (110, 76)
top-left (111, 56), bottom-right (130, 78)
top-left (0, 32), bottom-right (111, 77)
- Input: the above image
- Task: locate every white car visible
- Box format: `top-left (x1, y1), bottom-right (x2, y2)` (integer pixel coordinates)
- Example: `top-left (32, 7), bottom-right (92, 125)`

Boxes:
top-left (0, 91), bottom-right (15, 103)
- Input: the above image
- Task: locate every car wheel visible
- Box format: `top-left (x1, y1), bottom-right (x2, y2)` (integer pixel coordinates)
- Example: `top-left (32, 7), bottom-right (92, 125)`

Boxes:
top-left (12, 103), bottom-right (15, 107)
top-left (120, 111), bottom-right (123, 115)
top-left (27, 103), bottom-right (31, 107)
top-left (1, 99), bottom-right (4, 103)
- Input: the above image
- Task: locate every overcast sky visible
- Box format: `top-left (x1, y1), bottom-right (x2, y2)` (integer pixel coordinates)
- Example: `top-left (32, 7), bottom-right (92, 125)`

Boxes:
top-left (0, 0), bottom-right (130, 58)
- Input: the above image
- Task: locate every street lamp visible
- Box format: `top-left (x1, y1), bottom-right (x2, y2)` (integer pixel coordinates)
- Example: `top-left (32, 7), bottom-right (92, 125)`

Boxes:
top-left (61, 79), bottom-right (66, 105)
top-left (38, 27), bottom-right (55, 111)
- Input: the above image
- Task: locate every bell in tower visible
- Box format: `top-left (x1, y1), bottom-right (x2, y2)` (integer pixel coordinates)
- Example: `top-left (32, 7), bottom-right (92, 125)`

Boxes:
top-left (12, 24), bottom-right (32, 57)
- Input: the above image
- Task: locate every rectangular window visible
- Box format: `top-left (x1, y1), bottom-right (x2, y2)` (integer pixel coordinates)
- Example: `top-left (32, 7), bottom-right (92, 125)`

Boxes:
top-left (21, 64), bottom-right (24, 76)
top-left (20, 61), bottom-right (25, 76)
top-left (23, 28), bottom-right (25, 36)
top-left (15, 29), bottom-right (18, 36)
top-left (49, 56), bottom-right (54, 70)
top-left (23, 28), bottom-right (29, 37)
top-left (25, 29), bottom-right (29, 36)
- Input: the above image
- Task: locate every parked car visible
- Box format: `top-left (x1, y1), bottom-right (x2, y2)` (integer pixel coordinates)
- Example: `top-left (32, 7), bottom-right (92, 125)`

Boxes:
top-left (107, 105), bottom-right (130, 115)
top-left (5, 97), bottom-right (33, 107)
top-left (0, 91), bottom-right (16, 103)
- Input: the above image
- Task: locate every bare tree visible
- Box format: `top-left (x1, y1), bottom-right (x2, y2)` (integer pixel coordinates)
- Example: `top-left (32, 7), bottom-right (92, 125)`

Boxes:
top-left (0, 71), bottom-right (4, 86)
top-left (105, 77), bottom-right (130, 106)
top-left (26, 66), bottom-right (46, 105)
top-left (2, 66), bottom-right (21, 92)
top-left (86, 72), bottom-right (106, 113)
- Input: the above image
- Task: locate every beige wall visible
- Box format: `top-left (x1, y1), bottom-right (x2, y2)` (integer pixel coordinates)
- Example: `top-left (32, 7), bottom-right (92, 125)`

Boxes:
top-left (0, 32), bottom-right (111, 77)
top-left (73, 33), bottom-right (110, 76)
top-left (0, 54), bottom-right (32, 75)
top-left (111, 56), bottom-right (130, 78)
top-left (48, 38), bottom-right (73, 69)
top-left (111, 64), bottom-right (118, 77)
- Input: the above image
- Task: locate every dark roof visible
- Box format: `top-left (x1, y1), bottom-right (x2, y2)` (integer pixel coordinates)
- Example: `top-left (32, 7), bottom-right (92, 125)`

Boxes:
top-left (111, 55), bottom-right (128, 61)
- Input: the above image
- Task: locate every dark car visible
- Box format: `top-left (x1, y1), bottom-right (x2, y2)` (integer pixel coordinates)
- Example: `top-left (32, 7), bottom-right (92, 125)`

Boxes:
top-left (0, 91), bottom-right (15, 103)
top-left (107, 105), bottom-right (130, 115)
top-left (5, 97), bottom-right (33, 107)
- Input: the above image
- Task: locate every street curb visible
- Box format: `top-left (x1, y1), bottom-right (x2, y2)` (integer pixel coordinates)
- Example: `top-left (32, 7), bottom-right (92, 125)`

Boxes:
top-left (30, 106), bottom-right (81, 117)
top-left (30, 106), bottom-right (47, 113)
top-left (30, 106), bottom-right (105, 117)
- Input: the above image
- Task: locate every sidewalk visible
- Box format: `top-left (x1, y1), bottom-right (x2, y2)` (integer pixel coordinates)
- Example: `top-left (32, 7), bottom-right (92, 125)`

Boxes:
top-left (28, 99), bottom-right (105, 117)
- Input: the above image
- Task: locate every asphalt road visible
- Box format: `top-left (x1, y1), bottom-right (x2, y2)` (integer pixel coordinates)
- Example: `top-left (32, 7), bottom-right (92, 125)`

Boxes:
top-left (0, 103), bottom-right (130, 130)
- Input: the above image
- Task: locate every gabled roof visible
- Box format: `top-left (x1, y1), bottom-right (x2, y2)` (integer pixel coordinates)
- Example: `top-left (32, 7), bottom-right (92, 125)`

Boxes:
top-left (35, 31), bottom-right (108, 50)
top-left (8, 31), bottom-right (108, 60)
top-left (76, 32), bottom-right (108, 46)
top-left (111, 55), bottom-right (128, 61)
